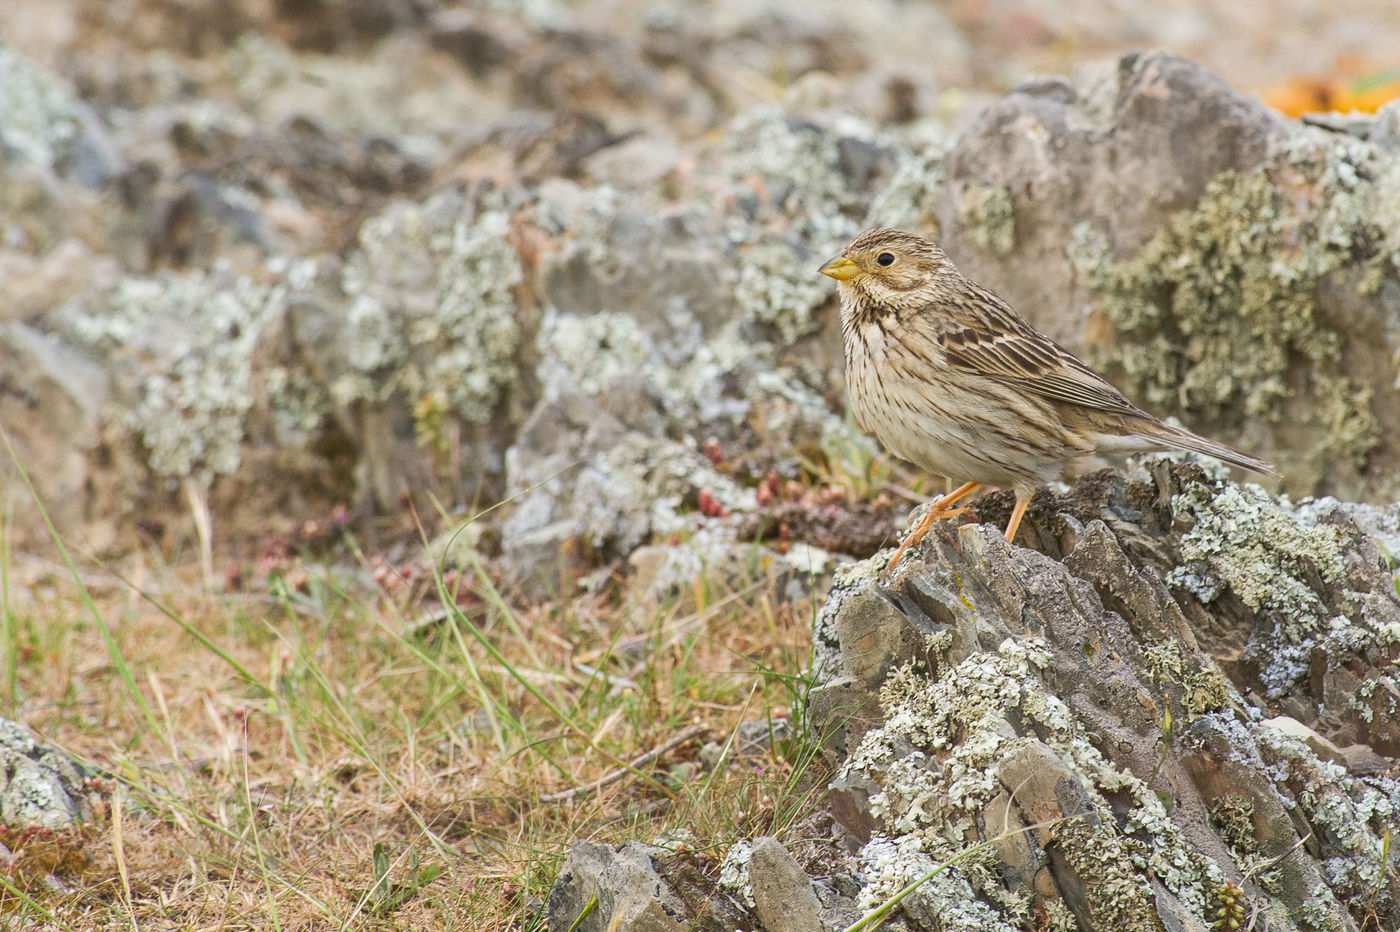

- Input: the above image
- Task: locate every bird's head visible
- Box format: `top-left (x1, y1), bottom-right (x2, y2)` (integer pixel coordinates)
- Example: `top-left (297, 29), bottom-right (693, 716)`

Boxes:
top-left (818, 228), bottom-right (955, 314)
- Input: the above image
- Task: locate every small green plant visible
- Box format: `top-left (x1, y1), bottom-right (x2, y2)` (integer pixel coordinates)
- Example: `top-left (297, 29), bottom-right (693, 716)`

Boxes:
top-left (414, 391), bottom-right (453, 457)
top-left (1210, 881), bottom-right (1247, 931)
top-left (355, 842), bottom-right (444, 916)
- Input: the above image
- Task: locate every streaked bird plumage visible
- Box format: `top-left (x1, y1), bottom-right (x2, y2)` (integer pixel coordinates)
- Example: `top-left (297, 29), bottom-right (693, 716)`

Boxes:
top-left (819, 227), bottom-right (1275, 572)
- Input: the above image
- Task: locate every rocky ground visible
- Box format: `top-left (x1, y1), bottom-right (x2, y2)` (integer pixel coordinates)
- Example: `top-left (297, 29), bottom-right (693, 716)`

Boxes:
top-left (1, 1), bottom-right (1399, 929)
top-left (551, 464), bottom-right (1400, 930)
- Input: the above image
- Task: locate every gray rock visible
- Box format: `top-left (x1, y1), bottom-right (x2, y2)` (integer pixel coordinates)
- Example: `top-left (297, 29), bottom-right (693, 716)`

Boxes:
top-left (748, 837), bottom-right (828, 932)
top-left (938, 53), bottom-right (1285, 313)
top-left (0, 719), bottom-right (90, 831)
top-left (0, 41), bottom-right (122, 256)
top-left (550, 468), bottom-right (1398, 929)
top-left (0, 42), bottom-right (124, 189)
top-left (538, 207), bottom-right (733, 340)
top-left (1259, 716), bottom-right (1347, 766)
top-left (812, 463), bottom-right (1398, 930)
top-left (0, 321), bottom-right (118, 551)
top-left (924, 50), bottom-right (1400, 502)
top-left (547, 840), bottom-right (687, 932)
top-left (628, 529), bottom-right (832, 615)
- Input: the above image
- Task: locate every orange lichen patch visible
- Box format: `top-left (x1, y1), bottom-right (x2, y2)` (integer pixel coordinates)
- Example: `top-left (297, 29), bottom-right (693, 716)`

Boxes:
top-left (1265, 69), bottom-right (1400, 117)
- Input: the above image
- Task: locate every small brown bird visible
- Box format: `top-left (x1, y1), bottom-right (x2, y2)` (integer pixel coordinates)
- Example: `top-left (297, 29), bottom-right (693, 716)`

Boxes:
top-left (819, 228), bottom-right (1275, 573)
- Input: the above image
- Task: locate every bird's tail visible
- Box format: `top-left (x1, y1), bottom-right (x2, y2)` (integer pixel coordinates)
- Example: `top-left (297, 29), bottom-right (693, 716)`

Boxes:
top-left (1133, 420), bottom-right (1278, 477)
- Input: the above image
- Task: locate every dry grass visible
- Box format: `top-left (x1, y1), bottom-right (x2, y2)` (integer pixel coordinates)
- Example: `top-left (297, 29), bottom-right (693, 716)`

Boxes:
top-left (0, 510), bottom-right (827, 930)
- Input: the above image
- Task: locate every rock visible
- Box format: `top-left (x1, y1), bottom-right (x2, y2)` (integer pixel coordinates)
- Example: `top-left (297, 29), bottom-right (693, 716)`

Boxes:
top-left (627, 528), bottom-right (830, 613)
top-left (553, 462), bottom-right (1400, 929)
top-left (805, 462), bottom-right (1398, 931)
top-left (0, 321), bottom-right (118, 551)
top-left (0, 719), bottom-right (91, 831)
top-left (0, 42), bottom-right (123, 190)
top-left (1260, 716), bottom-right (1347, 766)
top-left (1340, 743), bottom-right (1392, 774)
top-left (0, 238), bottom-right (119, 324)
top-left (925, 50), bottom-right (1400, 501)
top-left (748, 837), bottom-right (828, 932)
top-left (16, 188), bottom-right (535, 548)
top-left (500, 382), bottom-right (742, 590)
top-left (547, 840), bottom-right (687, 932)
top-left (0, 41), bottom-right (123, 255)
top-left (939, 53), bottom-right (1285, 299)
top-left (610, 445), bottom-right (1400, 929)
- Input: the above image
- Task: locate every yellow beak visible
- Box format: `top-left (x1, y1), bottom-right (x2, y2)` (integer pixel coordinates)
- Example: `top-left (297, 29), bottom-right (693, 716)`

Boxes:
top-left (818, 256), bottom-right (860, 280)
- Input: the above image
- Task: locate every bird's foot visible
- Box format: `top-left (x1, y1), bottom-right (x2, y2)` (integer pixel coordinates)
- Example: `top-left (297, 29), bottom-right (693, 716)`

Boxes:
top-left (882, 505), bottom-right (972, 575)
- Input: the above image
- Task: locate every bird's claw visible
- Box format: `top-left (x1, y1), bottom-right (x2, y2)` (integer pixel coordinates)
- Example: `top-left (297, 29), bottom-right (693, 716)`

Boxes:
top-left (881, 506), bottom-right (973, 575)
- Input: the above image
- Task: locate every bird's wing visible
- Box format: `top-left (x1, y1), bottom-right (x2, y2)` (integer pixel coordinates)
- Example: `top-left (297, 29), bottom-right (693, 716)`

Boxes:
top-left (934, 290), bottom-right (1145, 417)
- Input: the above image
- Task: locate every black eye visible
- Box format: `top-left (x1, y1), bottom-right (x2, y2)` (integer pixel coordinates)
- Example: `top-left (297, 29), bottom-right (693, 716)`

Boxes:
top-left (876, 252), bottom-right (895, 267)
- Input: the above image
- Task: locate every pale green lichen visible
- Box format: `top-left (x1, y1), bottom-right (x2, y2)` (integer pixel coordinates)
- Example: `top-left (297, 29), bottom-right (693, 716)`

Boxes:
top-left (68, 191), bottom-right (523, 483)
top-left (1300, 889), bottom-right (1342, 928)
top-left (1040, 898), bottom-right (1078, 932)
top-left (1141, 641), bottom-right (1185, 684)
top-left (262, 365), bottom-right (331, 439)
top-left (958, 185), bottom-right (1015, 256)
top-left (1072, 745), bottom-right (1224, 917)
top-left (720, 108), bottom-right (872, 343)
top-left (1140, 641), bottom-right (1235, 719)
top-left (855, 834), bottom-right (1021, 932)
top-left (537, 309), bottom-right (654, 397)
top-left (1053, 821), bottom-right (1157, 929)
top-left (1166, 482), bottom-right (1347, 694)
top-left (731, 234), bottom-right (832, 344)
top-left (538, 434), bottom-right (754, 555)
top-left (1182, 667), bottom-right (1234, 716)
top-left (1255, 720), bottom-right (1400, 918)
top-left (337, 197), bottom-right (521, 422)
top-left (0, 43), bottom-right (84, 174)
top-left (69, 264), bottom-right (288, 480)
top-left (1208, 795), bottom-right (1260, 853)
top-left (865, 145), bottom-right (948, 235)
top-left (1068, 130), bottom-right (1400, 479)
top-left (717, 839), bottom-right (755, 909)
top-left (722, 107), bottom-right (865, 242)
top-left (844, 634), bottom-right (1227, 926)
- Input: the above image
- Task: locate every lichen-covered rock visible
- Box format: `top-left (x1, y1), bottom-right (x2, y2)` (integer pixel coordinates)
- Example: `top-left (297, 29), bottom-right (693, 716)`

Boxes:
top-left (65, 262), bottom-right (293, 481)
top-left (9, 37), bottom-right (1400, 584)
top-left (546, 462), bottom-right (1400, 931)
top-left (925, 50), bottom-right (1400, 501)
top-left (0, 39), bottom-right (123, 262)
top-left (500, 381), bottom-right (758, 590)
top-left (0, 719), bottom-right (92, 831)
top-left (0, 42), bottom-right (122, 192)
top-left (336, 193), bottom-right (524, 425)
top-left (38, 189), bottom-right (537, 539)
top-left (800, 462), bottom-right (1399, 931)
top-left (626, 527), bottom-right (831, 612)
